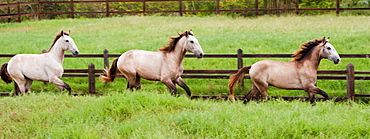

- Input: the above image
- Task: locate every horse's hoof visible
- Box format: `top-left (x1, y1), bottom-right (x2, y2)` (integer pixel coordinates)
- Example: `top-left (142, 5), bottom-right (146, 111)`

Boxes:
top-left (311, 102), bottom-right (316, 106)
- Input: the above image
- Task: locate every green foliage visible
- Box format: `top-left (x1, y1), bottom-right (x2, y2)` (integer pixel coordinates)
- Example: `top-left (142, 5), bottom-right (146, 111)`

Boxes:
top-left (1, 0), bottom-right (370, 22)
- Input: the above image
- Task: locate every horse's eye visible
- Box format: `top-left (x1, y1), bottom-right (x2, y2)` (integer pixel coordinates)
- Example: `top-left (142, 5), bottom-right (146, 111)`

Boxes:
top-left (66, 40), bottom-right (69, 42)
top-left (190, 41), bottom-right (194, 43)
top-left (327, 47), bottom-right (331, 50)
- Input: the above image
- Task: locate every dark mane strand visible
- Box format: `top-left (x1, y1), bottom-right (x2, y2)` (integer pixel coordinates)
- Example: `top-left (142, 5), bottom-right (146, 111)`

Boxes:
top-left (291, 38), bottom-right (324, 61)
top-left (159, 30), bottom-right (189, 52)
top-left (48, 31), bottom-right (70, 52)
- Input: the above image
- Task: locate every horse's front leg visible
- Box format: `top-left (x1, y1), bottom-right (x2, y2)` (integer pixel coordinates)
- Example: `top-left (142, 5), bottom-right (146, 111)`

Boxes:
top-left (316, 88), bottom-right (330, 100)
top-left (174, 77), bottom-right (191, 96)
top-left (49, 77), bottom-right (71, 94)
top-left (161, 80), bottom-right (178, 96)
top-left (305, 86), bottom-right (329, 106)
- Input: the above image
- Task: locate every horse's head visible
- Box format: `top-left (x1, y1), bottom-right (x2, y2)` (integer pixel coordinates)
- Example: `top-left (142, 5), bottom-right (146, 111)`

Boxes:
top-left (320, 37), bottom-right (340, 64)
top-left (59, 30), bottom-right (79, 56)
top-left (184, 30), bottom-right (204, 58)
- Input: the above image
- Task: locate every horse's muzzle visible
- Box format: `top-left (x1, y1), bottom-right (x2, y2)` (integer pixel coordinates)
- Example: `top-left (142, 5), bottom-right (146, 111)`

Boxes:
top-left (334, 58), bottom-right (340, 64)
top-left (72, 51), bottom-right (79, 56)
top-left (197, 53), bottom-right (204, 58)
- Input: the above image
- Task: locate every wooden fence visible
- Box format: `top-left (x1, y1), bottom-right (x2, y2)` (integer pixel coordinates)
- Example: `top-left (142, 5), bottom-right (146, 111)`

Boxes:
top-left (1, 49), bottom-right (370, 101)
top-left (1, 0), bottom-right (370, 22)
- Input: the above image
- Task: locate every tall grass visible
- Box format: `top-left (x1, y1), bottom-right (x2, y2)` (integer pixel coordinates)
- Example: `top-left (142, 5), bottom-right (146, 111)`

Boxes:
top-left (0, 15), bottom-right (369, 97)
top-left (1, 91), bottom-right (369, 138)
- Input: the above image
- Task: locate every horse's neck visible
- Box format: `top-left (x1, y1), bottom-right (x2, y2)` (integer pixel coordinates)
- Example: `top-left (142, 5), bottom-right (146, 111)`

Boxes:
top-left (300, 47), bottom-right (322, 70)
top-left (47, 42), bottom-right (65, 64)
top-left (165, 40), bottom-right (187, 67)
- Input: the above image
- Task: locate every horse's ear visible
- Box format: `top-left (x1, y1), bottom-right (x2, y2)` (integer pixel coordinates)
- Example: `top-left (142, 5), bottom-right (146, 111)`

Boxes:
top-left (69, 30), bottom-right (71, 35)
top-left (189, 29), bottom-right (193, 36)
top-left (185, 31), bottom-right (189, 37)
top-left (61, 30), bottom-right (64, 36)
top-left (322, 37), bottom-right (327, 46)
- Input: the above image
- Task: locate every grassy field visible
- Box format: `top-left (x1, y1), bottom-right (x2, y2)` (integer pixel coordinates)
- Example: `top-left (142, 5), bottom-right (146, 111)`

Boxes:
top-left (0, 15), bottom-right (370, 138)
top-left (1, 91), bottom-right (370, 138)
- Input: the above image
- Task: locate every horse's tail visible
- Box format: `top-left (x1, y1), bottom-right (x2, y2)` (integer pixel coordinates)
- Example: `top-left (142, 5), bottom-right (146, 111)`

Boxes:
top-left (0, 63), bottom-right (12, 84)
top-left (228, 66), bottom-right (251, 101)
top-left (100, 58), bottom-right (119, 83)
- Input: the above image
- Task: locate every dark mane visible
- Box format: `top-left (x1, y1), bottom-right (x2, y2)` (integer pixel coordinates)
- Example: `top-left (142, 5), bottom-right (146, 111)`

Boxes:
top-left (48, 31), bottom-right (70, 52)
top-left (159, 30), bottom-right (191, 52)
top-left (292, 38), bottom-right (324, 61)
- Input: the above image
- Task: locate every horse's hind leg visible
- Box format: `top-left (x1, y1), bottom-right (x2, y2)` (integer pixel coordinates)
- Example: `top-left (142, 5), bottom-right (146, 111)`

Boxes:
top-left (25, 79), bottom-right (33, 93)
top-left (244, 86), bottom-right (260, 104)
top-left (134, 74), bottom-right (141, 90)
top-left (13, 82), bottom-right (20, 96)
top-left (13, 79), bottom-right (26, 95)
top-left (161, 80), bottom-right (178, 96)
top-left (125, 74), bottom-right (141, 91)
top-left (174, 77), bottom-right (191, 96)
top-left (252, 80), bottom-right (269, 100)
top-left (7, 70), bottom-right (26, 95)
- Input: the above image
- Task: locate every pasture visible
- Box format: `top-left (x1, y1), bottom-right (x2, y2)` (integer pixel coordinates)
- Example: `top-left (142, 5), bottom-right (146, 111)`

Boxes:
top-left (0, 15), bottom-right (370, 138)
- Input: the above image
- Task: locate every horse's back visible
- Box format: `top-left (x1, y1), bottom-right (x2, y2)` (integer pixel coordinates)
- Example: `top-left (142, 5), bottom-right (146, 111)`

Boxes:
top-left (118, 50), bottom-right (164, 80)
top-left (250, 60), bottom-right (304, 89)
top-left (8, 54), bottom-right (62, 81)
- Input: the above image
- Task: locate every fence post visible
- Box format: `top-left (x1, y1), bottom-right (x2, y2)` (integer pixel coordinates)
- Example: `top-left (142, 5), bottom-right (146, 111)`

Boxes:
top-left (336, 0), bottom-right (340, 16)
top-left (88, 63), bottom-right (96, 94)
top-left (37, 0), bottom-right (41, 20)
top-left (255, 0), bottom-right (259, 17)
top-left (106, 0), bottom-right (110, 17)
top-left (103, 49), bottom-right (109, 68)
top-left (237, 49), bottom-right (244, 86)
top-left (295, 0), bottom-right (299, 15)
top-left (70, 0), bottom-right (74, 19)
top-left (7, 1), bottom-right (11, 22)
top-left (346, 63), bottom-right (355, 100)
top-left (142, 0), bottom-right (146, 16)
top-left (179, 0), bottom-right (183, 16)
top-left (216, 0), bottom-right (220, 15)
top-left (17, 2), bottom-right (21, 23)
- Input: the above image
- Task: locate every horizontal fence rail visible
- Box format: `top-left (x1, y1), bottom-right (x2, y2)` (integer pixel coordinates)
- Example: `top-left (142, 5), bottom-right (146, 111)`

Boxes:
top-left (1, 49), bottom-right (370, 100)
top-left (1, 0), bottom-right (370, 22)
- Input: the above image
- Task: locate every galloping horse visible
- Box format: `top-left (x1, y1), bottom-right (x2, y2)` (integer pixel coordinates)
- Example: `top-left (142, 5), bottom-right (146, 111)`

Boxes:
top-left (0, 31), bottom-right (79, 95)
top-left (228, 37), bottom-right (340, 105)
top-left (100, 30), bottom-right (204, 96)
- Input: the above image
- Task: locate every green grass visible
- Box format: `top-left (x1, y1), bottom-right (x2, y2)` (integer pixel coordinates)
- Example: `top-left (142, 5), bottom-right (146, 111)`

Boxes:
top-left (1, 91), bottom-right (370, 138)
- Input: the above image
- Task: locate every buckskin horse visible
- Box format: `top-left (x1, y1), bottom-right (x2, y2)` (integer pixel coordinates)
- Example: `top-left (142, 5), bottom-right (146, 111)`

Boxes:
top-left (100, 30), bottom-right (204, 96)
top-left (228, 37), bottom-right (340, 105)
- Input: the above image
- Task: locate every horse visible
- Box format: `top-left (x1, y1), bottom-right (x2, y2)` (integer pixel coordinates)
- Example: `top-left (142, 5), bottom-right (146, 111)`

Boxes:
top-left (100, 30), bottom-right (204, 96)
top-left (0, 30), bottom-right (79, 95)
top-left (228, 37), bottom-right (340, 105)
